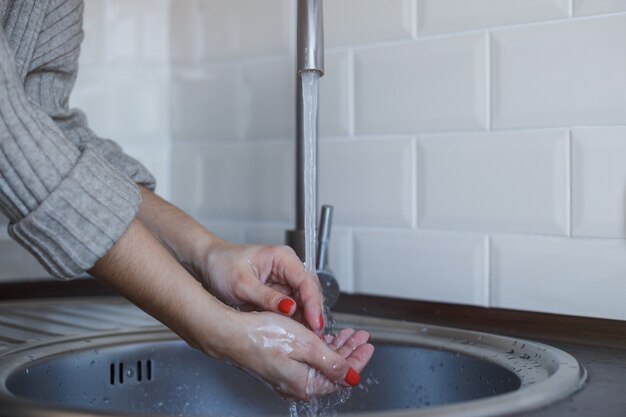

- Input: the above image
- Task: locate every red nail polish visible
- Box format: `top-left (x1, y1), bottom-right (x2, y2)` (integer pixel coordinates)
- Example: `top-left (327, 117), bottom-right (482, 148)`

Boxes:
top-left (278, 299), bottom-right (295, 315)
top-left (344, 367), bottom-right (360, 387)
top-left (319, 314), bottom-right (325, 331)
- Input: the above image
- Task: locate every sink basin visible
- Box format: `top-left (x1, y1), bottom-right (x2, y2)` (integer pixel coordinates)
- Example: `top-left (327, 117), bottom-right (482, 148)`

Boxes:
top-left (0, 312), bottom-right (586, 417)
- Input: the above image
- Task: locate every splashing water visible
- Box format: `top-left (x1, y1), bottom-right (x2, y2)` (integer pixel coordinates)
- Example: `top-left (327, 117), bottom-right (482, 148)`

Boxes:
top-left (301, 70), bottom-right (320, 276)
top-left (289, 388), bottom-right (353, 417)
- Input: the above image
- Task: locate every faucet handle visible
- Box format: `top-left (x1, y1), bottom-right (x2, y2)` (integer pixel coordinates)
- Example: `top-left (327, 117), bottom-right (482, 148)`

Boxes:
top-left (317, 205), bottom-right (333, 270)
top-left (316, 205), bottom-right (340, 308)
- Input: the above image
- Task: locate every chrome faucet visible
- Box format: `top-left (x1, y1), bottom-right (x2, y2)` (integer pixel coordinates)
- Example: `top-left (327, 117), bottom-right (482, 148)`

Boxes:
top-left (286, 0), bottom-right (340, 307)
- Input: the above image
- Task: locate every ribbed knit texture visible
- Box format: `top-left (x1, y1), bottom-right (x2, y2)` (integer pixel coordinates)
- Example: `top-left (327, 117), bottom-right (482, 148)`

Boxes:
top-left (0, 0), bottom-right (156, 279)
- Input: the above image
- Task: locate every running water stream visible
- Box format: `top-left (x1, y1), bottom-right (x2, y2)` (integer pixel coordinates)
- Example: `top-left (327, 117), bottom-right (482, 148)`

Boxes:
top-left (290, 71), bottom-right (354, 417)
top-left (301, 70), bottom-right (320, 276)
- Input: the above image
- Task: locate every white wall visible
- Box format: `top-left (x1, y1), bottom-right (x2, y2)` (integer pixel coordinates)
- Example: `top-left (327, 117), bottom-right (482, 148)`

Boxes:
top-left (2, 1), bottom-right (626, 323)
top-left (169, 0), bottom-right (626, 321)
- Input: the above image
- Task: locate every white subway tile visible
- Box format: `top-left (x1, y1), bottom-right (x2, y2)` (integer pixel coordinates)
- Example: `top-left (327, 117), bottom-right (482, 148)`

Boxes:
top-left (199, 142), bottom-right (294, 222)
top-left (492, 235), bottom-right (626, 320)
top-left (492, 15), bottom-right (626, 129)
top-left (354, 230), bottom-right (488, 306)
top-left (200, 0), bottom-right (291, 62)
top-left (243, 58), bottom-right (294, 140)
top-left (418, 130), bottom-right (569, 235)
top-left (105, 0), bottom-right (168, 65)
top-left (170, 0), bottom-right (205, 65)
top-left (244, 224), bottom-right (354, 292)
top-left (574, 0), bottom-right (626, 16)
top-left (171, 69), bottom-right (243, 141)
top-left (319, 138), bottom-right (415, 227)
top-left (355, 34), bottom-right (488, 134)
top-left (320, 52), bottom-right (351, 137)
top-left (324, 0), bottom-right (413, 47)
top-left (418, 0), bottom-right (570, 35)
top-left (170, 148), bottom-right (202, 216)
top-left (73, 69), bottom-right (167, 145)
top-left (124, 145), bottom-right (170, 200)
top-left (244, 224), bottom-right (288, 246)
top-left (572, 127), bottom-right (626, 238)
top-left (79, 0), bottom-right (106, 66)
top-left (0, 241), bottom-right (51, 281)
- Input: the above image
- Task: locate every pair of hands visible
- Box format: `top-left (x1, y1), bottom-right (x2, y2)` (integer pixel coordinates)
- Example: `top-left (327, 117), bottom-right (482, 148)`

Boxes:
top-left (189, 241), bottom-right (375, 400)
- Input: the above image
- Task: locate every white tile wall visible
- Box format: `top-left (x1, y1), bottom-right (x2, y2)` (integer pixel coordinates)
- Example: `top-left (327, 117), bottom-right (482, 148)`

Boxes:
top-left (354, 34), bottom-right (488, 134)
top-left (320, 52), bottom-right (351, 137)
top-left (198, 142), bottom-right (294, 222)
top-left (354, 230), bottom-right (488, 306)
top-left (166, 1), bottom-right (626, 321)
top-left (572, 127), bottom-right (626, 238)
top-left (492, 235), bottom-right (626, 320)
top-left (8, 0), bottom-right (626, 321)
top-left (242, 58), bottom-right (294, 140)
top-left (170, 148), bottom-right (202, 216)
top-left (104, 0), bottom-right (169, 65)
top-left (319, 138), bottom-right (415, 227)
top-left (574, 0), bottom-right (626, 16)
top-left (324, 0), bottom-right (414, 47)
top-left (418, 0), bottom-right (570, 35)
top-left (73, 68), bottom-right (168, 145)
top-left (492, 14), bottom-right (626, 129)
top-left (171, 68), bottom-right (244, 141)
top-left (417, 130), bottom-right (569, 235)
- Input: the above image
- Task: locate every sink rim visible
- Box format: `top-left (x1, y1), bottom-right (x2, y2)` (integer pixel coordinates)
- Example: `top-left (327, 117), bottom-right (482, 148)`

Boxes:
top-left (0, 313), bottom-right (587, 417)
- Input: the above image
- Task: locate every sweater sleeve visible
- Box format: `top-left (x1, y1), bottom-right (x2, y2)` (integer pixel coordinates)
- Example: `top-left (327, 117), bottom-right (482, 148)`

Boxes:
top-left (0, 29), bottom-right (141, 279)
top-left (23, 0), bottom-right (156, 191)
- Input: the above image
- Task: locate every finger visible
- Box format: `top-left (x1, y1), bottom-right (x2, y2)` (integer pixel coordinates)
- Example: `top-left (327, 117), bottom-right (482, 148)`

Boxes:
top-left (266, 282), bottom-right (293, 297)
top-left (272, 247), bottom-right (325, 334)
top-left (336, 330), bottom-right (370, 358)
top-left (293, 336), bottom-right (358, 387)
top-left (346, 343), bottom-right (375, 374)
top-left (238, 279), bottom-right (297, 316)
top-left (329, 328), bottom-right (357, 351)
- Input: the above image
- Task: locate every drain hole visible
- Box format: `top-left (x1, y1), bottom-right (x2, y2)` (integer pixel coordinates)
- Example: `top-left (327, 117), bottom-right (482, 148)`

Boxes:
top-left (109, 360), bottom-right (151, 385)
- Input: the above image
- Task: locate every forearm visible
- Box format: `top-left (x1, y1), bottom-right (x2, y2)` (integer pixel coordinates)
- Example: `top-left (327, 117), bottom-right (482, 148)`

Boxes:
top-left (89, 218), bottom-right (234, 357)
top-left (136, 186), bottom-right (222, 273)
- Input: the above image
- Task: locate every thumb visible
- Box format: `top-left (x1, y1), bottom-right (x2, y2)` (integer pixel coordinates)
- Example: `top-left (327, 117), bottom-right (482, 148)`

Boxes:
top-left (240, 279), bottom-right (297, 316)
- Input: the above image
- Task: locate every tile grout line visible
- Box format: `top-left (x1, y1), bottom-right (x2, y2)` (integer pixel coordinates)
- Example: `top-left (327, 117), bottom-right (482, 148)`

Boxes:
top-left (485, 235), bottom-right (492, 308)
top-left (485, 31), bottom-right (492, 131)
top-left (347, 49), bottom-right (356, 138)
top-left (413, 136), bottom-right (419, 230)
top-left (567, 129), bottom-right (573, 237)
top-left (347, 228), bottom-right (356, 293)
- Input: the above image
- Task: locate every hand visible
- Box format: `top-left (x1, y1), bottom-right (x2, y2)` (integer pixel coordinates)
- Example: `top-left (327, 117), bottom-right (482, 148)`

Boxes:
top-left (220, 311), bottom-right (374, 400)
top-left (193, 240), bottom-right (326, 335)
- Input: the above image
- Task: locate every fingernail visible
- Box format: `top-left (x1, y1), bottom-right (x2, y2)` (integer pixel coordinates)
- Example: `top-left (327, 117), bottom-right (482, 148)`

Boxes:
top-left (319, 314), bottom-right (325, 331)
top-left (344, 367), bottom-right (360, 387)
top-left (278, 299), bottom-right (295, 315)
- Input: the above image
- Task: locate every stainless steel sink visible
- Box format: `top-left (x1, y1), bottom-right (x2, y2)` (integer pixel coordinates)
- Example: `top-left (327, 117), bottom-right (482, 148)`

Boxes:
top-left (0, 300), bottom-right (586, 417)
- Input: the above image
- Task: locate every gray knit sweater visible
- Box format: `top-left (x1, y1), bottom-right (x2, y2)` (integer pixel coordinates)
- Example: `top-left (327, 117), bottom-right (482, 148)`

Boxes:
top-left (0, 0), bottom-right (156, 279)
